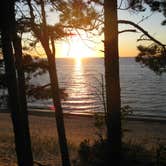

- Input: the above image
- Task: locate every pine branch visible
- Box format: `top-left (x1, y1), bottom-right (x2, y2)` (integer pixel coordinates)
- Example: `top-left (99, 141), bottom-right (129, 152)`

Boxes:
top-left (118, 20), bottom-right (166, 48)
top-left (119, 29), bottom-right (137, 34)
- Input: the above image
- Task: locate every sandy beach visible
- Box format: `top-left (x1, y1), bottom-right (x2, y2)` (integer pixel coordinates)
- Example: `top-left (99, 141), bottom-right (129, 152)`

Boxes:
top-left (0, 112), bottom-right (165, 165)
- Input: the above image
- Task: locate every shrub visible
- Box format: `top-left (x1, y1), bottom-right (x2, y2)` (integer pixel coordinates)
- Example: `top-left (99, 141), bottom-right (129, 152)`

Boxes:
top-left (75, 139), bottom-right (166, 166)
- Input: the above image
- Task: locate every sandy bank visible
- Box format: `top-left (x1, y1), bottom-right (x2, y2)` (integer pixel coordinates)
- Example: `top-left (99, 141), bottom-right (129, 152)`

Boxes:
top-left (0, 112), bottom-right (165, 146)
top-left (0, 112), bottom-right (165, 165)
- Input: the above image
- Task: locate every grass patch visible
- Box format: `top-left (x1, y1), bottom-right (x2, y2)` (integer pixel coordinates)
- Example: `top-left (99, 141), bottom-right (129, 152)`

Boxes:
top-left (0, 131), bottom-right (77, 165)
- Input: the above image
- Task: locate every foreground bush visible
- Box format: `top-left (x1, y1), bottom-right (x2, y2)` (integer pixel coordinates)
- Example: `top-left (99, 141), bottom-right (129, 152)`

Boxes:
top-left (74, 139), bottom-right (166, 166)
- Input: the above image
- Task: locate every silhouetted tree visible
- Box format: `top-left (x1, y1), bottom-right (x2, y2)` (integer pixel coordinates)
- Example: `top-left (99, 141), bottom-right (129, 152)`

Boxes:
top-left (87, 1), bottom-right (165, 165)
top-left (136, 44), bottom-right (166, 74)
top-left (16, 1), bottom-right (98, 165)
top-left (127, 0), bottom-right (166, 73)
top-left (129, 0), bottom-right (166, 25)
top-left (0, 0), bottom-right (33, 165)
top-left (104, 0), bottom-right (121, 165)
top-left (26, 0), bottom-right (71, 165)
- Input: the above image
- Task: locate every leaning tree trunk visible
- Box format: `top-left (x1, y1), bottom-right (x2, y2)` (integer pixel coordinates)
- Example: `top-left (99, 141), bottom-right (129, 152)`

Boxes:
top-left (38, 1), bottom-right (71, 166)
top-left (1, 0), bottom-right (33, 165)
top-left (43, 45), bottom-right (71, 166)
top-left (104, 0), bottom-right (121, 165)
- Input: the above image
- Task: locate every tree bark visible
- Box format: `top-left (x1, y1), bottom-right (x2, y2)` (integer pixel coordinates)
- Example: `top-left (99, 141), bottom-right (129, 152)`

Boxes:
top-left (44, 46), bottom-right (71, 166)
top-left (13, 35), bottom-right (34, 166)
top-left (40, 1), bottom-right (70, 165)
top-left (1, 0), bottom-right (33, 165)
top-left (104, 0), bottom-right (121, 165)
top-left (26, 0), bottom-right (71, 165)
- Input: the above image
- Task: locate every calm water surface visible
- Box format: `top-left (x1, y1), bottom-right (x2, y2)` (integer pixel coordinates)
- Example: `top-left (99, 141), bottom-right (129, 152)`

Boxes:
top-left (29, 58), bottom-right (166, 117)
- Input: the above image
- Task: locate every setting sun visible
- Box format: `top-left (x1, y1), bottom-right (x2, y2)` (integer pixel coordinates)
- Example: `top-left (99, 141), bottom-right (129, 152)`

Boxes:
top-left (61, 36), bottom-right (95, 59)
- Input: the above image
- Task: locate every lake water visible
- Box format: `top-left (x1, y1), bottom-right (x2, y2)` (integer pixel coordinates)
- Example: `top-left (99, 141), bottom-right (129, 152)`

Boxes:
top-left (28, 57), bottom-right (166, 118)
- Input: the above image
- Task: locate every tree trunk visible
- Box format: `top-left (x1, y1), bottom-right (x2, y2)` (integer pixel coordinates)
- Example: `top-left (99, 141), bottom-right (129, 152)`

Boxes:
top-left (42, 42), bottom-right (71, 166)
top-left (27, 0), bottom-right (70, 164)
top-left (1, 0), bottom-right (33, 165)
top-left (13, 35), bottom-right (34, 166)
top-left (38, 1), bottom-right (71, 165)
top-left (104, 0), bottom-right (121, 165)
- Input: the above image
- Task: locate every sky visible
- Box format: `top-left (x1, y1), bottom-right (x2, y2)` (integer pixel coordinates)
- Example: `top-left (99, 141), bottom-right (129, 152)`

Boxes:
top-left (28, 2), bottom-right (166, 58)
top-left (54, 8), bottom-right (166, 58)
top-left (118, 8), bottom-right (166, 57)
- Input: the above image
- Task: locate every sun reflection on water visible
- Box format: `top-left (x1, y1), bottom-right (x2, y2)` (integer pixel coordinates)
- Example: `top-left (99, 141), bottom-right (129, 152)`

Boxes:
top-left (61, 58), bottom-right (99, 115)
top-left (75, 58), bottom-right (82, 72)
top-left (69, 58), bottom-right (88, 96)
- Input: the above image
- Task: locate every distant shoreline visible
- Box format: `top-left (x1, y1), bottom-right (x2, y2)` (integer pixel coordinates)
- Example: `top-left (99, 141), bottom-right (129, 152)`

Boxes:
top-left (1, 108), bottom-right (166, 123)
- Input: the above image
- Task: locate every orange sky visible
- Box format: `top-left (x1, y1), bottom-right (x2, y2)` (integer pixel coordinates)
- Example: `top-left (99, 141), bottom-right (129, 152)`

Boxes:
top-left (31, 6), bottom-right (166, 58)
top-left (55, 11), bottom-right (166, 58)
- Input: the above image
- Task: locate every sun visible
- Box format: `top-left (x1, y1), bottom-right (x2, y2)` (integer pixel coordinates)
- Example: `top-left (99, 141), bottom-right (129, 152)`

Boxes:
top-left (62, 36), bottom-right (94, 59)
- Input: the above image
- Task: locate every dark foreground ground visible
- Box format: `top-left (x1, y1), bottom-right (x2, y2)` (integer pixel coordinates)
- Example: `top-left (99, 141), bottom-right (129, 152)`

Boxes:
top-left (0, 112), bottom-right (165, 165)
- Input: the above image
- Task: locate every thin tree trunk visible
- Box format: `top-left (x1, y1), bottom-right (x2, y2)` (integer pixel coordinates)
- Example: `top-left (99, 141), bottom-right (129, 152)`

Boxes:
top-left (104, 0), bottom-right (121, 165)
top-left (42, 42), bottom-right (71, 166)
top-left (1, 0), bottom-right (33, 165)
top-left (38, 1), bottom-right (71, 165)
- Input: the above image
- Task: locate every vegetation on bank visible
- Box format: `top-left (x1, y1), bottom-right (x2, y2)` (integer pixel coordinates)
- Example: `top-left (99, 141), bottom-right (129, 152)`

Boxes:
top-left (0, 130), bottom-right (165, 166)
